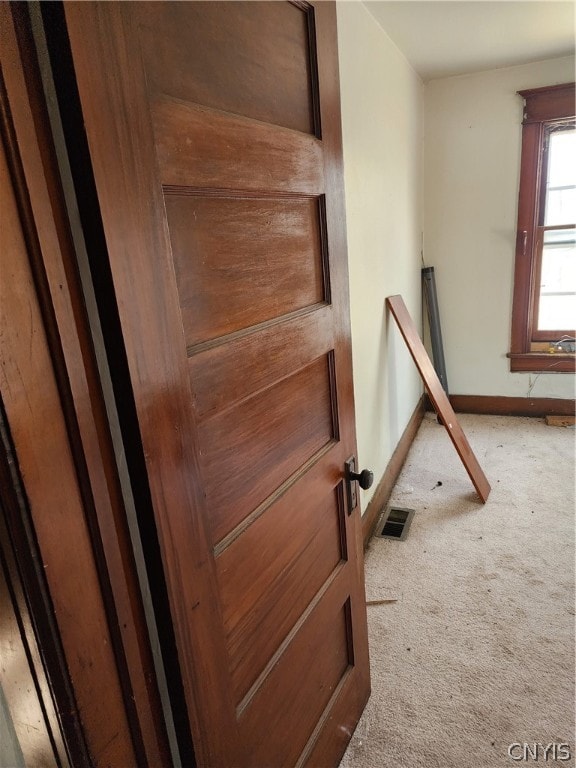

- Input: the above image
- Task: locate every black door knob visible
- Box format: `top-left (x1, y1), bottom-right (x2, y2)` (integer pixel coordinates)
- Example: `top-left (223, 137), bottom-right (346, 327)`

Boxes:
top-left (344, 457), bottom-right (374, 514)
top-left (349, 468), bottom-right (374, 490)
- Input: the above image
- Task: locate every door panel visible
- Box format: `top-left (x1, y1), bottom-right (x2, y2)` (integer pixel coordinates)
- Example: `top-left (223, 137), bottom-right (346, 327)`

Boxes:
top-left (188, 307), bottom-right (335, 419)
top-left (200, 354), bottom-right (336, 543)
top-left (166, 194), bottom-right (326, 345)
top-left (138, 2), bottom-right (317, 135)
top-left (63, 3), bottom-right (369, 765)
top-left (217, 483), bottom-right (345, 703)
top-left (153, 96), bottom-right (324, 193)
top-left (239, 588), bottom-right (352, 768)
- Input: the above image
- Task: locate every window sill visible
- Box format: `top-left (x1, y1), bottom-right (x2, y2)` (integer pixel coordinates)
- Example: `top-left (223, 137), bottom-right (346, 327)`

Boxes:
top-left (507, 352), bottom-right (576, 373)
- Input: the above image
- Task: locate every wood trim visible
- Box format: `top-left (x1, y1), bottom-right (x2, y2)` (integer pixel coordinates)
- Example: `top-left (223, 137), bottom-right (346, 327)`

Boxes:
top-left (0, 410), bottom-right (83, 768)
top-left (424, 394), bottom-right (576, 418)
top-left (519, 82), bottom-right (575, 123)
top-left (510, 82), bottom-right (576, 364)
top-left (532, 331), bottom-right (576, 343)
top-left (1, 6), bottom-right (170, 765)
top-left (361, 396), bottom-right (425, 548)
top-left (0, 75), bottom-right (136, 768)
top-left (510, 120), bottom-right (542, 354)
top-left (508, 353), bottom-right (576, 373)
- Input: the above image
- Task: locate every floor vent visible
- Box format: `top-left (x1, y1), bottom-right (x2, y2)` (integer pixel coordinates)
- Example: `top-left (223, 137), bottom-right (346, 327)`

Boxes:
top-left (376, 506), bottom-right (415, 541)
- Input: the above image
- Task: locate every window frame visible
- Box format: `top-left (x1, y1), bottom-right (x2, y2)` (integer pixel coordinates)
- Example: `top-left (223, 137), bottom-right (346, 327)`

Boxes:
top-left (509, 82), bottom-right (575, 373)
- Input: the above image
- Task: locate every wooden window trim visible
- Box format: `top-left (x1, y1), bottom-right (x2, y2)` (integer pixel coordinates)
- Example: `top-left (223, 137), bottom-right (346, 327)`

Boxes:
top-left (509, 82), bottom-right (576, 373)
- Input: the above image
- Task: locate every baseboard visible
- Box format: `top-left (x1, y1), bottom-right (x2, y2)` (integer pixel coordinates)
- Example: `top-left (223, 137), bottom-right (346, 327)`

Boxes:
top-left (361, 395), bottom-right (425, 549)
top-left (424, 394), bottom-right (575, 417)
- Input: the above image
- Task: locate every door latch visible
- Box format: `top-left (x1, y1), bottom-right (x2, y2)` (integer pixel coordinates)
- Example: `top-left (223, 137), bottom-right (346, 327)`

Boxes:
top-left (344, 457), bottom-right (374, 514)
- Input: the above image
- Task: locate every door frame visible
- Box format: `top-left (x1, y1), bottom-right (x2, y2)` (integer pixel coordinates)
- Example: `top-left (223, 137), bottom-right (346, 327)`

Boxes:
top-left (0, 5), bottom-right (172, 765)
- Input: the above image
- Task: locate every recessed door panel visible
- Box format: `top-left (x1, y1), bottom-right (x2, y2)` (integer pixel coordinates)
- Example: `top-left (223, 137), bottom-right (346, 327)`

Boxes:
top-left (165, 193), bottom-right (327, 345)
top-left (217, 483), bottom-right (346, 702)
top-left (139, 1), bottom-right (318, 135)
top-left (239, 592), bottom-right (353, 767)
top-left (187, 306), bottom-right (334, 419)
top-left (152, 97), bottom-right (324, 194)
top-left (199, 355), bottom-right (336, 544)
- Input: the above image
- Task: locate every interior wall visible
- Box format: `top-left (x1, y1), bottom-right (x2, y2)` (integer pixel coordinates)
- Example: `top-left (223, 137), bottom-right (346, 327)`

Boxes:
top-left (424, 56), bottom-right (575, 400)
top-left (337, 1), bottom-right (424, 511)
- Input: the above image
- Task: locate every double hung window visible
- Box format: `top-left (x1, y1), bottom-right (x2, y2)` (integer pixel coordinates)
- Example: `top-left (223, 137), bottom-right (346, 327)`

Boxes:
top-left (509, 83), bottom-right (575, 372)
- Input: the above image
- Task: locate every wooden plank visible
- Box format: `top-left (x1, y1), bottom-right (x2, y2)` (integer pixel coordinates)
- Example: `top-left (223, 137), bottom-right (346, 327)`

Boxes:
top-left (366, 599), bottom-right (398, 606)
top-left (386, 295), bottom-right (491, 503)
top-left (545, 415), bottom-right (576, 427)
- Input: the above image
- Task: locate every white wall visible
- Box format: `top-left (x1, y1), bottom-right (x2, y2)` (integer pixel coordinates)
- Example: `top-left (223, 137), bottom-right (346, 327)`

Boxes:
top-left (424, 56), bottom-right (575, 399)
top-left (337, 1), bottom-right (424, 510)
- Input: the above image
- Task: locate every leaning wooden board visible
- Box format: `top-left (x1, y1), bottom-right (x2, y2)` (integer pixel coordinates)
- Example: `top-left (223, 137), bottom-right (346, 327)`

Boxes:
top-left (386, 295), bottom-right (491, 503)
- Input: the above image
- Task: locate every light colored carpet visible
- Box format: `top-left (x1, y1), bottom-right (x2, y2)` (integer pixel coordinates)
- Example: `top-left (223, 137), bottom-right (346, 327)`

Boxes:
top-left (340, 413), bottom-right (575, 768)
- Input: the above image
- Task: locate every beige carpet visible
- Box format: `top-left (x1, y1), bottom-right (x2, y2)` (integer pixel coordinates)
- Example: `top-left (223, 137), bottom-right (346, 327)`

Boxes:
top-left (340, 413), bottom-right (575, 768)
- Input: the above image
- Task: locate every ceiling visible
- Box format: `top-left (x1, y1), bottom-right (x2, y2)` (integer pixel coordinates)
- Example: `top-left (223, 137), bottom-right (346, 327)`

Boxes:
top-left (364, 1), bottom-right (576, 81)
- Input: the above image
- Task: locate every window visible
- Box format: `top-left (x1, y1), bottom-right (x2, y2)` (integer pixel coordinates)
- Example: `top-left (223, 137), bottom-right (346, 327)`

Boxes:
top-left (509, 82), bottom-right (575, 373)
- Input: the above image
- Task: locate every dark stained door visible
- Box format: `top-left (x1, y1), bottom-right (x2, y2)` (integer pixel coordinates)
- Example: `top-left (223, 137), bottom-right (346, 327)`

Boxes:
top-left (63, 3), bottom-right (370, 765)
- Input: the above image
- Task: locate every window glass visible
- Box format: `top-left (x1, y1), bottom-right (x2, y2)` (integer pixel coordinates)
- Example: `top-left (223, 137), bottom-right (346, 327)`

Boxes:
top-left (544, 128), bottom-right (576, 227)
top-left (538, 227), bottom-right (576, 330)
top-left (537, 125), bottom-right (576, 331)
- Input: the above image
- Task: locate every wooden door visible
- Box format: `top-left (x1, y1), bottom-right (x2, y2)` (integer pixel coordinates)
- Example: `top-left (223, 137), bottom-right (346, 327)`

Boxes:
top-left (62, 3), bottom-right (369, 765)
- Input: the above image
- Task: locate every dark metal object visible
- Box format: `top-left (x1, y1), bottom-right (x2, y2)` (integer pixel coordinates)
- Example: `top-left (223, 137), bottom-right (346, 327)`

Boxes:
top-left (376, 506), bottom-right (415, 541)
top-left (422, 266), bottom-right (449, 394)
top-left (345, 457), bottom-right (374, 514)
top-left (351, 468), bottom-right (374, 490)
